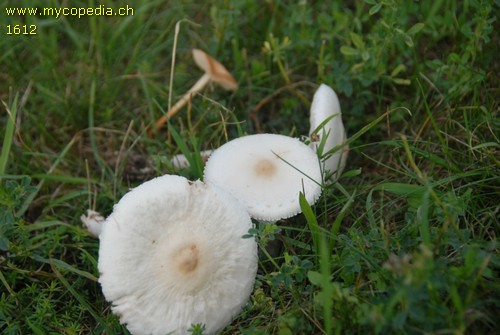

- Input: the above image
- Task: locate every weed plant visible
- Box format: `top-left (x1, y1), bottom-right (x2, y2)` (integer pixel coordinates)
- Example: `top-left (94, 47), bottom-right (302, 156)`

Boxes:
top-left (1, 0), bottom-right (498, 334)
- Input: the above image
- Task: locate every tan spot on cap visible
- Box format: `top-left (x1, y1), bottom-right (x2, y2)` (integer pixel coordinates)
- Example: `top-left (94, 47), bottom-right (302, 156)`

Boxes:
top-left (254, 159), bottom-right (276, 178)
top-left (173, 244), bottom-right (200, 274)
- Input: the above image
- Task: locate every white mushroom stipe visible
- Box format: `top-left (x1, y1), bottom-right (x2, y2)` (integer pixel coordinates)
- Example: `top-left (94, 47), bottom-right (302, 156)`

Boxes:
top-left (80, 209), bottom-right (105, 238)
top-left (98, 175), bottom-right (257, 335)
top-left (309, 84), bottom-right (348, 182)
top-left (170, 149), bottom-right (214, 169)
top-left (204, 134), bottom-right (322, 221)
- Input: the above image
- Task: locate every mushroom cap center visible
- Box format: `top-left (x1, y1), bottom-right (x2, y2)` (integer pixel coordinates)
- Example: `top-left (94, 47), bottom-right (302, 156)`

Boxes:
top-left (254, 159), bottom-right (276, 178)
top-left (173, 243), bottom-right (200, 274)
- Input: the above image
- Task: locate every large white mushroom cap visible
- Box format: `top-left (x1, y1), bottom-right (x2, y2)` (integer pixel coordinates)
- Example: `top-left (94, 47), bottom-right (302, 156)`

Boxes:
top-left (204, 134), bottom-right (322, 221)
top-left (309, 84), bottom-right (348, 182)
top-left (98, 175), bottom-right (257, 335)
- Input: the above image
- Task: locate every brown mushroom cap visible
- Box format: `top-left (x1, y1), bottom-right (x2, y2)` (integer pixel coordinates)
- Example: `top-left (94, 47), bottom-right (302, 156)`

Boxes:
top-left (192, 49), bottom-right (238, 91)
top-left (151, 49), bottom-right (239, 134)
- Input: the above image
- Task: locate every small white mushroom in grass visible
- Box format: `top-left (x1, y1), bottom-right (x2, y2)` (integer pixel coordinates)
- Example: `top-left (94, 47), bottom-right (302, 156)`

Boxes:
top-left (80, 209), bottom-right (105, 238)
top-left (309, 84), bottom-right (348, 182)
top-left (98, 174), bottom-right (257, 335)
top-left (204, 134), bottom-right (322, 221)
top-left (154, 49), bottom-right (238, 132)
top-left (170, 149), bottom-right (213, 169)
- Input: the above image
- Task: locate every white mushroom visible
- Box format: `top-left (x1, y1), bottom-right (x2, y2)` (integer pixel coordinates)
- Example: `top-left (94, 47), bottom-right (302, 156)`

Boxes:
top-left (98, 174), bottom-right (257, 335)
top-left (204, 134), bottom-right (322, 221)
top-left (309, 84), bottom-right (348, 182)
top-left (170, 149), bottom-right (213, 169)
top-left (154, 49), bottom-right (238, 132)
top-left (80, 209), bottom-right (105, 238)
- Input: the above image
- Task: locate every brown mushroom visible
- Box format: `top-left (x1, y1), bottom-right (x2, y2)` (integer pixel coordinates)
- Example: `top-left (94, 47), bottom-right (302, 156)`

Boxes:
top-left (153, 49), bottom-right (238, 133)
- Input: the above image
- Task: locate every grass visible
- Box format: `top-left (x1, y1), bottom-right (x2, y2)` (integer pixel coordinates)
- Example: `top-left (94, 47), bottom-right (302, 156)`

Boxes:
top-left (1, 0), bottom-right (499, 334)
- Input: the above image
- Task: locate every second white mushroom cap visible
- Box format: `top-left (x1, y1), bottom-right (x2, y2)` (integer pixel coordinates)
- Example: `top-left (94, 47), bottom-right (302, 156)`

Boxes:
top-left (309, 84), bottom-right (348, 182)
top-left (98, 175), bottom-right (257, 335)
top-left (204, 134), bottom-right (322, 221)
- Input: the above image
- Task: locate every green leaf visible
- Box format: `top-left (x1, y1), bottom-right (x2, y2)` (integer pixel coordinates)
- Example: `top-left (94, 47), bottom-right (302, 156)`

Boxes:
top-left (391, 64), bottom-right (407, 77)
top-left (311, 114), bottom-right (338, 158)
top-left (407, 22), bottom-right (425, 35)
top-left (361, 51), bottom-right (370, 61)
top-left (471, 141), bottom-right (500, 150)
top-left (372, 182), bottom-right (426, 197)
top-left (340, 46), bottom-right (359, 56)
top-left (448, 52), bottom-right (461, 63)
top-left (340, 168), bottom-right (362, 178)
top-left (350, 32), bottom-right (365, 49)
top-left (404, 34), bottom-right (414, 48)
top-left (392, 78), bottom-right (412, 85)
top-left (0, 237), bottom-right (9, 251)
top-left (369, 3), bottom-right (382, 15)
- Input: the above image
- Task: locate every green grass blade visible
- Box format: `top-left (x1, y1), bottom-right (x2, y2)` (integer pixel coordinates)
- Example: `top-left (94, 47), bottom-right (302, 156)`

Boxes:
top-left (34, 256), bottom-right (97, 282)
top-left (0, 270), bottom-right (15, 297)
top-left (299, 192), bottom-right (322, 256)
top-left (319, 236), bottom-right (333, 335)
top-left (380, 139), bottom-right (461, 173)
top-left (31, 174), bottom-right (94, 184)
top-left (417, 189), bottom-right (431, 247)
top-left (25, 319), bottom-right (45, 335)
top-left (324, 107), bottom-right (412, 159)
top-left (49, 261), bottom-right (111, 331)
top-left (0, 93), bottom-right (18, 178)
top-left (87, 79), bottom-right (110, 175)
top-left (307, 237), bottom-right (334, 335)
top-left (24, 220), bottom-right (75, 232)
top-left (372, 182), bottom-right (426, 196)
top-left (372, 182), bottom-right (427, 211)
top-left (17, 135), bottom-right (79, 217)
top-left (330, 189), bottom-right (356, 252)
top-left (188, 135), bottom-right (204, 178)
top-left (168, 123), bottom-right (204, 178)
top-left (365, 188), bottom-right (377, 228)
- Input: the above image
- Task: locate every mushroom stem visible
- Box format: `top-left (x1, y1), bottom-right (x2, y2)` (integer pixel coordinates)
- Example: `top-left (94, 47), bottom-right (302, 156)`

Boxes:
top-left (170, 149), bottom-right (213, 169)
top-left (81, 209), bottom-right (105, 238)
top-left (154, 73), bottom-right (211, 133)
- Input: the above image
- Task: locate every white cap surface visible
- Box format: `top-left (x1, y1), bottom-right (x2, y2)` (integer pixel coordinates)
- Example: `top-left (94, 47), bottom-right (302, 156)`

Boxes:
top-left (98, 175), bottom-right (257, 335)
top-left (309, 84), bottom-right (348, 181)
top-left (204, 134), bottom-right (322, 221)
